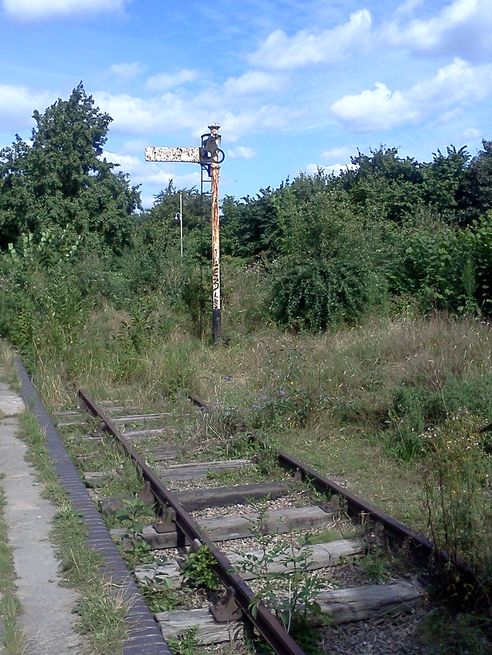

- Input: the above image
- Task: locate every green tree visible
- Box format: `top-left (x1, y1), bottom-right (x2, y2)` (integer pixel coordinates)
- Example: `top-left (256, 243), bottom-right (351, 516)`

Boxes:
top-left (341, 146), bottom-right (424, 222)
top-left (421, 146), bottom-right (470, 223)
top-left (462, 140), bottom-right (492, 225)
top-left (0, 82), bottom-right (140, 253)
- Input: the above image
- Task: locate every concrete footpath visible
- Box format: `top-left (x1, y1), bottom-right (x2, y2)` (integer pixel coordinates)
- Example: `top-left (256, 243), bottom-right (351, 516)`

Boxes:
top-left (0, 369), bottom-right (81, 654)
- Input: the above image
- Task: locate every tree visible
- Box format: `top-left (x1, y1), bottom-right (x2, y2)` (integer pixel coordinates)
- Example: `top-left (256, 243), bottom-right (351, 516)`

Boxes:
top-left (461, 140), bottom-right (492, 225)
top-left (340, 146), bottom-right (424, 222)
top-left (421, 146), bottom-right (470, 223)
top-left (0, 83), bottom-right (140, 252)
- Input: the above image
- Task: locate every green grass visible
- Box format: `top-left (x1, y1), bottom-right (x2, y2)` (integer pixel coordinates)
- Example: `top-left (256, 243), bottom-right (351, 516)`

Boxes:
top-left (18, 410), bottom-right (131, 655)
top-left (0, 485), bottom-right (26, 655)
top-left (422, 610), bottom-right (492, 655)
top-left (6, 312), bottom-right (492, 653)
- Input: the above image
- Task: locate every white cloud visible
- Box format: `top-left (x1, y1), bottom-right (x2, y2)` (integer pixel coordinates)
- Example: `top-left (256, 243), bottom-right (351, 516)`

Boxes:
top-left (393, 0), bottom-right (425, 18)
top-left (463, 127), bottom-right (482, 139)
top-left (411, 58), bottom-right (492, 105)
top-left (109, 62), bottom-right (144, 80)
top-left (320, 146), bottom-right (353, 161)
top-left (94, 91), bottom-right (201, 134)
top-left (2, 0), bottom-right (128, 21)
top-left (331, 58), bottom-right (492, 132)
top-left (102, 150), bottom-right (142, 174)
top-left (331, 82), bottom-right (415, 131)
top-left (0, 84), bottom-right (55, 131)
top-left (248, 9), bottom-right (372, 70)
top-left (94, 89), bottom-right (299, 142)
top-left (146, 69), bottom-right (198, 92)
top-left (385, 0), bottom-right (492, 60)
top-left (218, 105), bottom-right (300, 141)
top-left (227, 146), bottom-right (256, 160)
top-left (223, 71), bottom-right (284, 95)
top-left (303, 162), bottom-right (355, 176)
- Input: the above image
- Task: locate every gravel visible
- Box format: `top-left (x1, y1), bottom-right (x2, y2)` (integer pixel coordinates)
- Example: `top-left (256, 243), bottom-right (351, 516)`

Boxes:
top-left (321, 607), bottom-right (434, 654)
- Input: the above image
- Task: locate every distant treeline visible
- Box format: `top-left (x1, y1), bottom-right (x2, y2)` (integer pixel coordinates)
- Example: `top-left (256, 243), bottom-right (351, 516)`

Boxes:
top-left (0, 85), bottom-right (491, 359)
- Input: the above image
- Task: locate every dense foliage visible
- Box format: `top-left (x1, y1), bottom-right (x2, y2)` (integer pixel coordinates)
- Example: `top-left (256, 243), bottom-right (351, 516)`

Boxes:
top-left (0, 86), bottom-right (492, 356)
top-left (0, 83), bottom-right (140, 254)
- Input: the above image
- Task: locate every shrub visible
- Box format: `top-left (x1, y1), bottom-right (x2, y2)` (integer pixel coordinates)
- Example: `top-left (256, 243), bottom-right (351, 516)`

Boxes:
top-left (421, 412), bottom-right (491, 607)
top-left (385, 375), bottom-right (492, 461)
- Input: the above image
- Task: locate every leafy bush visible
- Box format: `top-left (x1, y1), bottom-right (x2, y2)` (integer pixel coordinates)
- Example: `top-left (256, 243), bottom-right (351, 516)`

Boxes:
top-left (385, 375), bottom-right (492, 461)
top-left (182, 545), bottom-right (220, 590)
top-left (422, 412), bottom-right (491, 607)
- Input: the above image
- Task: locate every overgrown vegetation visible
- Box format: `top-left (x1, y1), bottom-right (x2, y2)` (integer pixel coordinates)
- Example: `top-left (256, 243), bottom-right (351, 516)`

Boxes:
top-left (183, 545), bottom-right (220, 591)
top-left (0, 485), bottom-right (26, 655)
top-left (235, 500), bottom-right (324, 653)
top-left (18, 410), bottom-right (130, 654)
top-left (0, 85), bottom-right (491, 652)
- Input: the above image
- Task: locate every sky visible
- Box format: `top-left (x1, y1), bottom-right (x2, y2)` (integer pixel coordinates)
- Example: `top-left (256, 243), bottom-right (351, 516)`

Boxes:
top-left (0, 0), bottom-right (491, 208)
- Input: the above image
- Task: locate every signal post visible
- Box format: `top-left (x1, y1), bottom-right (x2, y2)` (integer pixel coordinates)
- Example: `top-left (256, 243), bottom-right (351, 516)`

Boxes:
top-left (145, 125), bottom-right (225, 344)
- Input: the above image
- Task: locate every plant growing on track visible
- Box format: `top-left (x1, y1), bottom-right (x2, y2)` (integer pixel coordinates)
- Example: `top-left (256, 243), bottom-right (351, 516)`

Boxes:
top-left (234, 500), bottom-right (324, 651)
top-left (356, 544), bottom-right (404, 584)
top-left (114, 498), bottom-right (154, 534)
top-left (111, 499), bottom-right (155, 568)
top-left (183, 545), bottom-right (220, 591)
top-left (167, 627), bottom-right (199, 655)
top-left (140, 578), bottom-right (189, 613)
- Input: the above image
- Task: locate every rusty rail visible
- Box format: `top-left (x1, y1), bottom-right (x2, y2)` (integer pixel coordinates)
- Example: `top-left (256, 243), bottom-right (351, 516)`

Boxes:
top-left (77, 389), bottom-right (306, 655)
top-left (188, 393), bottom-right (482, 600)
top-left (188, 394), bottom-right (435, 558)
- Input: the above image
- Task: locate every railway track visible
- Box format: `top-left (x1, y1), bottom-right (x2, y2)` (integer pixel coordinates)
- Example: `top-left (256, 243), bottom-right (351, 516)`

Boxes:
top-left (53, 388), bottom-right (437, 654)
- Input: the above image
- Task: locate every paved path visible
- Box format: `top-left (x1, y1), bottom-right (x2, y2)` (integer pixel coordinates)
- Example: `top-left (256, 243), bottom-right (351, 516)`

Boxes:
top-left (0, 371), bottom-right (81, 655)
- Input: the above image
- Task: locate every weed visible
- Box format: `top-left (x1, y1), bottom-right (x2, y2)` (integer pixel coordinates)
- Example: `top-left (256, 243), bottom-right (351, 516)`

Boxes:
top-left (77, 581), bottom-right (129, 655)
top-left (422, 609), bottom-right (492, 654)
top-left (167, 626), bottom-right (199, 655)
top-left (0, 488), bottom-right (26, 655)
top-left (357, 545), bottom-right (396, 584)
top-left (253, 448), bottom-right (281, 478)
top-left (140, 578), bottom-right (190, 613)
top-left (384, 374), bottom-right (492, 461)
top-left (235, 500), bottom-right (324, 639)
top-left (114, 498), bottom-right (155, 534)
top-left (205, 465), bottom-right (262, 486)
top-left (421, 411), bottom-right (492, 606)
top-left (120, 536), bottom-right (153, 569)
top-left (182, 545), bottom-right (220, 591)
top-left (304, 527), bottom-right (357, 546)
top-left (17, 410), bottom-right (130, 654)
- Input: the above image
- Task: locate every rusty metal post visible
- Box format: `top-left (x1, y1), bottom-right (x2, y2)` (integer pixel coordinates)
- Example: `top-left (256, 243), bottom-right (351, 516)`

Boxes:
top-left (145, 125), bottom-right (225, 344)
top-left (209, 124), bottom-right (221, 344)
top-left (179, 192), bottom-right (183, 260)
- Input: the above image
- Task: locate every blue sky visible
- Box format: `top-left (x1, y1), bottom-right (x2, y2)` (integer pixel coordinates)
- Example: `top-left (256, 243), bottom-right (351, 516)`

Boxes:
top-left (1, 0), bottom-right (491, 208)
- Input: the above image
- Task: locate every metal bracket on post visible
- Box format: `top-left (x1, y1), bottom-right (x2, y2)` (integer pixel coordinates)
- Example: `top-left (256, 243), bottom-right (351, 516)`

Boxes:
top-left (210, 586), bottom-right (242, 623)
top-left (153, 506), bottom-right (177, 533)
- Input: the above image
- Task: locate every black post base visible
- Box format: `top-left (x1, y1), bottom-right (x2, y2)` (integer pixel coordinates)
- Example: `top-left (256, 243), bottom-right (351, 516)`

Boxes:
top-left (212, 309), bottom-right (221, 344)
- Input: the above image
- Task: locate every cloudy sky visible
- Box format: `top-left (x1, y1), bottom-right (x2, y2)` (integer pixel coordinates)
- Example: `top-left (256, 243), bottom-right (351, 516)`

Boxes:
top-left (0, 0), bottom-right (491, 207)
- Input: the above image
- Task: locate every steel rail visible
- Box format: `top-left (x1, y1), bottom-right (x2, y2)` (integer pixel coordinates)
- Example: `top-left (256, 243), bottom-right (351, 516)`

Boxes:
top-left (254, 436), bottom-right (434, 556)
top-left (189, 393), bottom-right (435, 558)
top-left (188, 394), bottom-right (479, 584)
top-left (77, 388), bottom-right (306, 655)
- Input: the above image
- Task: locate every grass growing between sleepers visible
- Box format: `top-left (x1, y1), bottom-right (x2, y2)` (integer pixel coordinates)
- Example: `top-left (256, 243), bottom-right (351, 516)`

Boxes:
top-left (12, 310), bottom-right (492, 653)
